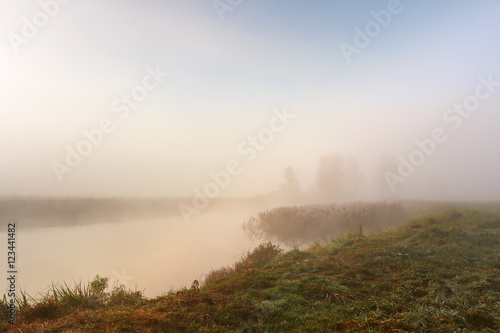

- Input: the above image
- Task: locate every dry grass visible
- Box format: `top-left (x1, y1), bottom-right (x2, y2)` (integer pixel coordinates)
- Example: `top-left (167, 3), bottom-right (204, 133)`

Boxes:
top-left (243, 201), bottom-right (406, 246)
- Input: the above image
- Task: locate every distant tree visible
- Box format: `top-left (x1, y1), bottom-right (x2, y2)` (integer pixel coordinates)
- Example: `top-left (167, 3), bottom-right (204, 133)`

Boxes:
top-left (280, 166), bottom-right (300, 200)
top-left (315, 153), bottom-right (362, 200)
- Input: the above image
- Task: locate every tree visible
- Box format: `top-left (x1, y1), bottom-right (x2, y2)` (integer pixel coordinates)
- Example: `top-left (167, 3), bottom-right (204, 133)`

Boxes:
top-left (315, 153), bottom-right (362, 200)
top-left (280, 166), bottom-right (300, 200)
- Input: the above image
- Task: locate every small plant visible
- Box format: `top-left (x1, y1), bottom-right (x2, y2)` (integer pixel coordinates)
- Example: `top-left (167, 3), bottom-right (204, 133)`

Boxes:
top-left (90, 275), bottom-right (108, 295)
top-left (90, 275), bottom-right (109, 304)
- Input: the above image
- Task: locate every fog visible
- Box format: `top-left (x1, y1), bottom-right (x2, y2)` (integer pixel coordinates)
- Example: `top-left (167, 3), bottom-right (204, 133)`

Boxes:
top-left (1, 0), bottom-right (500, 299)
top-left (1, 1), bottom-right (499, 201)
top-left (0, 205), bottom-right (263, 298)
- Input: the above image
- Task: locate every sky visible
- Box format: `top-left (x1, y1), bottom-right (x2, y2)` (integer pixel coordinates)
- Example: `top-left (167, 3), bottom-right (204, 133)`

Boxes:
top-left (1, 0), bottom-right (499, 200)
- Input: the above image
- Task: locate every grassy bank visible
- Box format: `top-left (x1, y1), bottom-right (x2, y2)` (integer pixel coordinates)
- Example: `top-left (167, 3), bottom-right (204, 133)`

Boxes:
top-left (1, 208), bottom-right (499, 332)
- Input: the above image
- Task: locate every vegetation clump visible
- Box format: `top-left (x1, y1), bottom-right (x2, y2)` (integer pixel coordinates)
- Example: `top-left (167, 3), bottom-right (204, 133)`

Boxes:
top-left (243, 201), bottom-right (406, 246)
top-left (1, 275), bottom-right (144, 327)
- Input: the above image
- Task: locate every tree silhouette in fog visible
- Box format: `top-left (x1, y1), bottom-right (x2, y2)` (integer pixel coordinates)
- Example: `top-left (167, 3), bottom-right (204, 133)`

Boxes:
top-left (315, 153), bottom-right (362, 200)
top-left (280, 166), bottom-right (300, 200)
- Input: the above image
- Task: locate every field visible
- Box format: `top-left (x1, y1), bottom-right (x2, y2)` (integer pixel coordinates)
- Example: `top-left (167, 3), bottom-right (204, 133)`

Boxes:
top-left (1, 202), bottom-right (499, 332)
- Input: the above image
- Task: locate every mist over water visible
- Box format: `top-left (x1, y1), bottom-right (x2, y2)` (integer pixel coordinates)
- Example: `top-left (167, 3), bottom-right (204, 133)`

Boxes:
top-left (0, 205), bottom-right (262, 298)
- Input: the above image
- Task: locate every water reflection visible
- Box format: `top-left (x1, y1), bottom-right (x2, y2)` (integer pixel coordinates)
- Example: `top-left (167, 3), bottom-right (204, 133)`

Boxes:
top-left (1, 208), bottom-right (258, 299)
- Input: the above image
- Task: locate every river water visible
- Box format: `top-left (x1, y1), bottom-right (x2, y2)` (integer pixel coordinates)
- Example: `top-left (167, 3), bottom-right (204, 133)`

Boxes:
top-left (0, 206), bottom-right (260, 299)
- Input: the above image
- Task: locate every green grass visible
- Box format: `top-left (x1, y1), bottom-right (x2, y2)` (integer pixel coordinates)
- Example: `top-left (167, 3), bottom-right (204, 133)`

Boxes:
top-left (1, 206), bottom-right (499, 332)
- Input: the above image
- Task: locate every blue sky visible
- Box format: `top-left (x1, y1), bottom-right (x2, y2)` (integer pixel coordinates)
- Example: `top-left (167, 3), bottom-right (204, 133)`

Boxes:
top-left (1, 0), bottom-right (499, 199)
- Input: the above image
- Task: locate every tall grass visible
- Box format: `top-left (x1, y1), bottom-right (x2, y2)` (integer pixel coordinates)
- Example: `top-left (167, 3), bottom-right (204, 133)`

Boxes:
top-left (243, 201), bottom-right (406, 246)
top-left (0, 275), bottom-right (144, 323)
top-left (0, 289), bottom-right (32, 321)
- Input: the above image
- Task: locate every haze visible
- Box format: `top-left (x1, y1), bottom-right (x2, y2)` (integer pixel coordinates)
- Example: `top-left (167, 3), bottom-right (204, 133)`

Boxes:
top-left (1, 0), bottom-right (500, 201)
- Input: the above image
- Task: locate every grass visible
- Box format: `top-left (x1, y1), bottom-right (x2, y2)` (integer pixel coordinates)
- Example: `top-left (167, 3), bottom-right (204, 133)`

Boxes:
top-left (1, 206), bottom-right (499, 332)
top-left (0, 275), bottom-right (144, 330)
